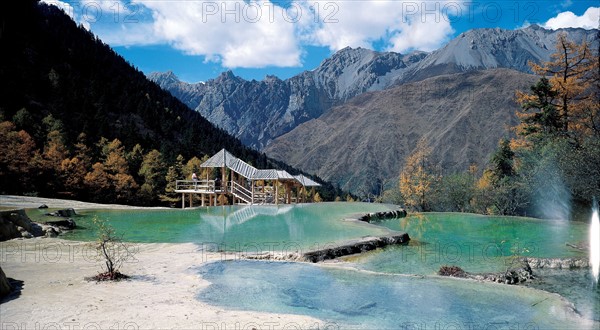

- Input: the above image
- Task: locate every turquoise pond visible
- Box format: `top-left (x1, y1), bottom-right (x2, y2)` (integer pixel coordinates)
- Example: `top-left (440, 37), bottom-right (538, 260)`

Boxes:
top-left (197, 260), bottom-right (596, 329)
top-left (54, 203), bottom-right (598, 327)
top-left (61, 203), bottom-right (396, 249)
top-left (351, 213), bottom-right (589, 274)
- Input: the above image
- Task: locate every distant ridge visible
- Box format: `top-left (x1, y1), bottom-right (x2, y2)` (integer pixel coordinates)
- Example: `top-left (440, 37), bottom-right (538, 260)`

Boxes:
top-left (402, 25), bottom-right (597, 82)
top-left (150, 48), bottom-right (427, 150)
top-left (150, 25), bottom-right (597, 152)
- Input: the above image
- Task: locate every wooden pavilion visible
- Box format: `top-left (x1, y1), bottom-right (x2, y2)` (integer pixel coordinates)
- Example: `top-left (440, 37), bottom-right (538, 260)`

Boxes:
top-left (174, 149), bottom-right (320, 208)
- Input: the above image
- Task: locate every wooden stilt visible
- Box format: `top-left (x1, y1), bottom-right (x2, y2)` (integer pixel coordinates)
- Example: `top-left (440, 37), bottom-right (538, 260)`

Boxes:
top-left (182, 193), bottom-right (185, 209)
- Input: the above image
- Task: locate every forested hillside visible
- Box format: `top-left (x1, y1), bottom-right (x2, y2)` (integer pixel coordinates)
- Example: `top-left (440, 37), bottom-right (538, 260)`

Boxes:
top-left (0, 1), bottom-right (337, 205)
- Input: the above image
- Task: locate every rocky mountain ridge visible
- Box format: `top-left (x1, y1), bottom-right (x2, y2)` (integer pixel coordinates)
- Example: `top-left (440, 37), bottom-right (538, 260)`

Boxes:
top-left (403, 25), bottom-right (597, 82)
top-left (150, 25), bottom-right (597, 151)
top-left (150, 48), bottom-right (428, 149)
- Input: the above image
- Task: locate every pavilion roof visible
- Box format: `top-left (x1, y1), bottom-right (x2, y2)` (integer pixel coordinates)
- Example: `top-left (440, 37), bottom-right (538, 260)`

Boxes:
top-left (294, 174), bottom-right (321, 187)
top-left (200, 149), bottom-right (319, 186)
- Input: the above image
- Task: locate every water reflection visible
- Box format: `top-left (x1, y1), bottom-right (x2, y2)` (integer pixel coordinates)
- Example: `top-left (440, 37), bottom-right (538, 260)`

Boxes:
top-left (64, 203), bottom-right (395, 249)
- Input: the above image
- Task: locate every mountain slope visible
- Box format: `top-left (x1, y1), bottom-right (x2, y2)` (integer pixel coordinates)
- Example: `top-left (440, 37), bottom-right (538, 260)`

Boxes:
top-left (264, 69), bottom-right (538, 195)
top-left (403, 25), bottom-right (598, 82)
top-left (146, 71), bottom-right (207, 108)
top-left (150, 48), bottom-right (427, 150)
top-left (0, 1), bottom-right (258, 163)
top-left (151, 26), bottom-right (597, 151)
top-left (0, 1), bottom-right (339, 201)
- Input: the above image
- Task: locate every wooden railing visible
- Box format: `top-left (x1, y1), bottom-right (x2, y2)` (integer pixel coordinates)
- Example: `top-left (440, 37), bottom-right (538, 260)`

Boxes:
top-left (231, 181), bottom-right (252, 204)
top-left (176, 180), bottom-right (287, 205)
top-left (252, 186), bottom-right (274, 204)
top-left (176, 180), bottom-right (218, 192)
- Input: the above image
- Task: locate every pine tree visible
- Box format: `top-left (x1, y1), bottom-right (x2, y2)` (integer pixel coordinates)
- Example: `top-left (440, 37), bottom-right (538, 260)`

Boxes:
top-left (137, 149), bottom-right (166, 203)
top-left (513, 33), bottom-right (600, 208)
top-left (489, 139), bottom-right (515, 182)
top-left (161, 154), bottom-right (185, 206)
top-left (520, 33), bottom-right (597, 144)
top-left (474, 139), bottom-right (529, 215)
top-left (515, 78), bottom-right (560, 143)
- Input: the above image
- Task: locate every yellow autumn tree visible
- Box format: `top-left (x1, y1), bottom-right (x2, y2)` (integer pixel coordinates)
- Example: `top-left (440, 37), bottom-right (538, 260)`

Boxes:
top-left (60, 157), bottom-right (88, 195)
top-left (516, 33), bottom-right (598, 145)
top-left (184, 155), bottom-right (209, 180)
top-left (313, 192), bottom-right (322, 203)
top-left (513, 33), bottom-right (600, 206)
top-left (43, 130), bottom-right (68, 173)
top-left (137, 149), bottom-right (166, 202)
top-left (399, 139), bottom-right (437, 211)
top-left (0, 121), bottom-right (39, 192)
top-left (161, 154), bottom-right (185, 205)
top-left (86, 138), bottom-right (138, 203)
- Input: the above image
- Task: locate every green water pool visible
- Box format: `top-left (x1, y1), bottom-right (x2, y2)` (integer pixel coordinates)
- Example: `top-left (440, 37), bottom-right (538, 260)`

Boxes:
top-left (351, 212), bottom-right (589, 274)
top-left (60, 202), bottom-right (397, 250)
top-left (45, 202), bottom-right (597, 325)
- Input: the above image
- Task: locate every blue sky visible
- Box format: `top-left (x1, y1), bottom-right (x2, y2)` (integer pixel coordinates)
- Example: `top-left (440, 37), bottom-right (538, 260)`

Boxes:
top-left (44, 1), bottom-right (598, 83)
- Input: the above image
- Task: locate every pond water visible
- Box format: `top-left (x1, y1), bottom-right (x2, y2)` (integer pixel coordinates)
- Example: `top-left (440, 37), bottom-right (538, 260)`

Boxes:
top-left (524, 269), bottom-right (600, 323)
top-left (197, 260), bottom-right (593, 329)
top-left (56, 203), bottom-right (597, 327)
top-left (350, 213), bottom-right (589, 274)
top-left (61, 203), bottom-right (395, 250)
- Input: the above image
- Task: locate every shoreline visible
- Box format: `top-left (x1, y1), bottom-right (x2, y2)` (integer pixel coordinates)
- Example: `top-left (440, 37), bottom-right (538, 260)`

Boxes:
top-left (1, 195), bottom-right (597, 328)
top-left (0, 195), bottom-right (170, 211)
top-left (0, 238), bottom-right (324, 329)
top-left (2, 238), bottom-right (596, 329)
top-left (0, 196), bottom-right (358, 328)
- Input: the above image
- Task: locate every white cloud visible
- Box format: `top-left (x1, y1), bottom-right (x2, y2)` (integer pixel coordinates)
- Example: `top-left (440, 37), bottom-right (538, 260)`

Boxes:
top-left (43, 0), bottom-right (462, 68)
top-left (138, 0), bottom-right (302, 68)
top-left (386, 15), bottom-right (454, 53)
top-left (543, 7), bottom-right (599, 30)
top-left (78, 0), bottom-right (163, 46)
top-left (300, 0), bottom-right (455, 53)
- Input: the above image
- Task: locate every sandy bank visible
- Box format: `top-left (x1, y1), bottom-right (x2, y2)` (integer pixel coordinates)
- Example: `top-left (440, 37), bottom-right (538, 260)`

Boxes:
top-left (0, 195), bottom-right (169, 211)
top-left (0, 238), bottom-right (323, 329)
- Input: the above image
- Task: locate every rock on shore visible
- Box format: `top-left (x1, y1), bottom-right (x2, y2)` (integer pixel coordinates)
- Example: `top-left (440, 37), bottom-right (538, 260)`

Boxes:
top-left (0, 209), bottom-right (72, 241)
top-left (0, 266), bottom-right (11, 298)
